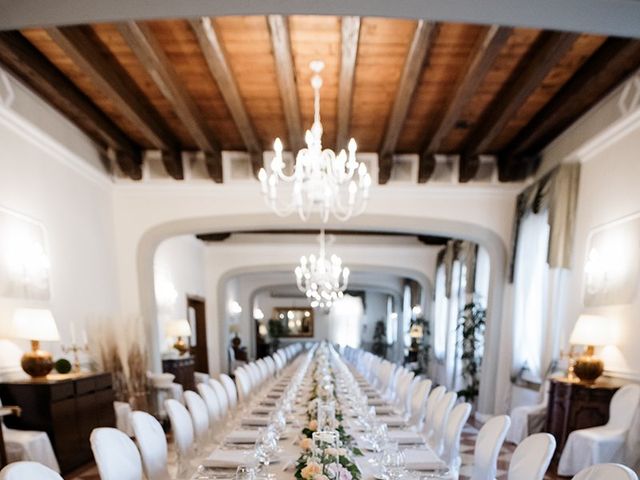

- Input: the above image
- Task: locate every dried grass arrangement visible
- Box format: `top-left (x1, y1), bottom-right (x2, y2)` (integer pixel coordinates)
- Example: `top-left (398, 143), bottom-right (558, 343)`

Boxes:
top-left (88, 315), bottom-right (150, 410)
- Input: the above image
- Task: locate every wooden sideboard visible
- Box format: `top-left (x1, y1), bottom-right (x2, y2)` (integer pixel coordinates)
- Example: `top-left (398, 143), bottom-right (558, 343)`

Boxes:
top-left (162, 356), bottom-right (195, 392)
top-left (545, 377), bottom-right (621, 460)
top-left (0, 372), bottom-right (115, 474)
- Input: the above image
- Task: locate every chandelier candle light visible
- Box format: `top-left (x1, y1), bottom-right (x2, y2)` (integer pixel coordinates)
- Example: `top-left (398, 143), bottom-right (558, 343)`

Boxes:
top-left (295, 230), bottom-right (350, 309)
top-left (258, 60), bottom-right (371, 222)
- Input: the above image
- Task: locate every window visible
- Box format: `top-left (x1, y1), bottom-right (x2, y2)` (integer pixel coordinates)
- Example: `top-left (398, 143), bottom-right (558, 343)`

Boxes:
top-left (433, 264), bottom-right (448, 359)
top-left (328, 295), bottom-right (363, 347)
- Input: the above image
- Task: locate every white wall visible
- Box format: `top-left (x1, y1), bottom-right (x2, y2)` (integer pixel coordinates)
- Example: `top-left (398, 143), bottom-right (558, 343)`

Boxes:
top-left (154, 235), bottom-right (206, 353)
top-left (0, 69), bottom-right (119, 376)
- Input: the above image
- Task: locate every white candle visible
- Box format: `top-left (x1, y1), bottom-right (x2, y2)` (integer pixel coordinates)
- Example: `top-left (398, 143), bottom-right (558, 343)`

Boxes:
top-left (82, 329), bottom-right (88, 346)
top-left (70, 321), bottom-right (76, 344)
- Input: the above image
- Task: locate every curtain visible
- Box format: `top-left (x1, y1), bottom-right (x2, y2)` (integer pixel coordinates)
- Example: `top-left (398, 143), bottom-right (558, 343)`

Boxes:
top-left (512, 210), bottom-right (551, 382)
top-left (328, 295), bottom-right (363, 348)
top-left (433, 263), bottom-right (448, 360)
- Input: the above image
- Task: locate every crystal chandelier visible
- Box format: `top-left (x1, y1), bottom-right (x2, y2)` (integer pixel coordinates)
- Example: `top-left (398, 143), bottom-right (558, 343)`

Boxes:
top-left (295, 230), bottom-right (350, 309)
top-left (258, 60), bottom-right (371, 222)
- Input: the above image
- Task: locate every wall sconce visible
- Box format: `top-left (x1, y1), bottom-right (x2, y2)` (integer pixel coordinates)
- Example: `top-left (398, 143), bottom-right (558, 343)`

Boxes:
top-left (253, 307), bottom-right (264, 321)
top-left (411, 305), bottom-right (423, 318)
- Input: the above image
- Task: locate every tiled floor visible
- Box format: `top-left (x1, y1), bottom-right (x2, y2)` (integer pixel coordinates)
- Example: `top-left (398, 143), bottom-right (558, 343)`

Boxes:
top-left (66, 423), bottom-right (565, 480)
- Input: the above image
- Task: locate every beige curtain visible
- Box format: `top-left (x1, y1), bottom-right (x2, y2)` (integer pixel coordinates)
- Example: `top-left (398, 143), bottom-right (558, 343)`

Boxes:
top-left (508, 163), bottom-right (581, 281)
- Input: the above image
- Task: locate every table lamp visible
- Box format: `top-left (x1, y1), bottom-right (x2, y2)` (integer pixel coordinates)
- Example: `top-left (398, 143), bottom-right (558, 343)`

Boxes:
top-left (569, 314), bottom-right (615, 383)
top-left (166, 319), bottom-right (192, 355)
top-left (12, 308), bottom-right (61, 378)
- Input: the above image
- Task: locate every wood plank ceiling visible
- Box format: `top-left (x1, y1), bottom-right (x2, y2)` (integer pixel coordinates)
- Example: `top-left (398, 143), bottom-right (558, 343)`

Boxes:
top-left (0, 16), bottom-right (639, 183)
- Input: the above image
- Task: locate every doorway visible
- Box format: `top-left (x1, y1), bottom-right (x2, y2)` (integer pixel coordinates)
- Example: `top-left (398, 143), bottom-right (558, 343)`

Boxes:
top-left (187, 296), bottom-right (209, 373)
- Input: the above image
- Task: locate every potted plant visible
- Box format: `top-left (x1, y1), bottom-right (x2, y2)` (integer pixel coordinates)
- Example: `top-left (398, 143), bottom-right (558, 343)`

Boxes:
top-left (457, 301), bottom-right (486, 403)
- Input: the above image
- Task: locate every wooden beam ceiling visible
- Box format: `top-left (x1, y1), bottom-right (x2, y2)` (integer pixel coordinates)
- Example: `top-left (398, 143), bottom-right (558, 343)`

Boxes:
top-left (458, 31), bottom-right (579, 182)
top-left (190, 17), bottom-right (263, 177)
top-left (335, 16), bottom-right (360, 151)
top-left (378, 20), bottom-right (437, 184)
top-left (46, 25), bottom-right (184, 179)
top-left (0, 31), bottom-right (143, 179)
top-left (267, 15), bottom-right (304, 153)
top-left (117, 21), bottom-right (223, 182)
top-left (419, 25), bottom-right (512, 183)
top-left (499, 37), bottom-right (640, 181)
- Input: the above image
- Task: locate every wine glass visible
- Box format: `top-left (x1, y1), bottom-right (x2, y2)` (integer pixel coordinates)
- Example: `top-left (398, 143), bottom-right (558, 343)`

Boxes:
top-left (380, 443), bottom-right (406, 480)
top-left (254, 428), bottom-right (277, 478)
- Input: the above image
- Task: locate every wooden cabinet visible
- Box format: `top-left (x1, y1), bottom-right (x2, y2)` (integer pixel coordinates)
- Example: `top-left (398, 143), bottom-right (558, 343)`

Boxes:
top-left (545, 377), bottom-right (621, 460)
top-left (0, 372), bottom-right (115, 474)
top-left (162, 356), bottom-right (195, 392)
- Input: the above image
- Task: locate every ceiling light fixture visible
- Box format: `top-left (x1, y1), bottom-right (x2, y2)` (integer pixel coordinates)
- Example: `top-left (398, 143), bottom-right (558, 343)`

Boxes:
top-left (295, 230), bottom-right (350, 309)
top-left (259, 60), bottom-right (371, 222)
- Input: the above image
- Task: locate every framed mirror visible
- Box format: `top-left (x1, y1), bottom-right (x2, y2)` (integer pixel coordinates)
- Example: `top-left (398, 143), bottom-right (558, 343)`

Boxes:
top-left (270, 307), bottom-right (314, 337)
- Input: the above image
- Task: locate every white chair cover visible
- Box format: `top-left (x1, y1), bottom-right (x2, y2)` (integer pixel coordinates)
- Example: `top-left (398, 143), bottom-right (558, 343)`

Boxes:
top-left (220, 373), bottom-right (238, 410)
top-left (197, 383), bottom-right (223, 426)
top-left (131, 411), bottom-right (171, 480)
top-left (194, 372), bottom-right (210, 386)
top-left (1, 424), bottom-right (60, 473)
top-left (165, 398), bottom-right (195, 474)
top-left (441, 402), bottom-right (472, 474)
top-left (421, 385), bottom-right (446, 437)
top-left (429, 391), bottom-right (457, 455)
top-left (0, 461), bottom-right (63, 480)
top-left (184, 391), bottom-right (211, 448)
top-left (209, 378), bottom-right (230, 416)
top-left (90, 427), bottom-right (143, 480)
top-left (470, 415), bottom-right (511, 480)
top-left (406, 379), bottom-right (432, 426)
top-left (114, 400), bottom-right (134, 437)
top-left (573, 463), bottom-right (638, 480)
top-left (507, 381), bottom-right (550, 444)
top-left (507, 433), bottom-right (556, 480)
top-left (558, 384), bottom-right (640, 476)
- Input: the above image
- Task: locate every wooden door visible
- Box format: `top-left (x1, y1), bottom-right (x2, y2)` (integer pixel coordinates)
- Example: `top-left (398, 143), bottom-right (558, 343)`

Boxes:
top-left (187, 296), bottom-right (209, 373)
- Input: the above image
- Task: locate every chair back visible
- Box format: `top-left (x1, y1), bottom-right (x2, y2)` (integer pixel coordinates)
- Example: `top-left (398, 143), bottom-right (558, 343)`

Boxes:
top-left (234, 367), bottom-right (251, 402)
top-left (408, 379), bottom-right (433, 425)
top-left (0, 462), bottom-right (63, 480)
top-left (197, 383), bottom-right (223, 425)
top-left (90, 427), bottom-right (143, 480)
top-left (470, 415), bottom-right (511, 480)
top-left (184, 391), bottom-right (211, 445)
top-left (431, 391), bottom-right (457, 454)
top-left (507, 433), bottom-right (556, 480)
top-left (608, 384), bottom-right (640, 429)
top-left (573, 464), bottom-right (638, 480)
top-left (131, 411), bottom-right (171, 480)
top-left (441, 403), bottom-right (472, 470)
top-left (220, 373), bottom-right (238, 409)
top-left (165, 398), bottom-right (195, 458)
top-left (209, 378), bottom-right (230, 415)
top-left (422, 385), bottom-right (446, 435)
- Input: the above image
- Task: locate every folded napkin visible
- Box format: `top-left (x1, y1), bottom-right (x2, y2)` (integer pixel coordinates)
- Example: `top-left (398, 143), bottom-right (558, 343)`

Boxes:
top-left (368, 398), bottom-right (385, 406)
top-left (373, 405), bottom-right (396, 415)
top-left (260, 399), bottom-right (277, 406)
top-left (225, 429), bottom-right (259, 444)
top-left (403, 448), bottom-right (446, 471)
top-left (375, 415), bottom-right (406, 427)
top-left (387, 430), bottom-right (424, 445)
top-left (202, 449), bottom-right (254, 468)
top-left (241, 415), bottom-right (270, 427)
top-left (251, 406), bottom-right (273, 415)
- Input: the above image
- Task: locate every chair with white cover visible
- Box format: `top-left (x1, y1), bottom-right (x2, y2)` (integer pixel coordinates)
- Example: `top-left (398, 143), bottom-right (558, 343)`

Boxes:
top-left (165, 399), bottom-right (195, 477)
top-left (194, 372), bottom-right (210, 386)
top-left (406, 379), bottom-right (433, 427)
top-left (114, 400), bottom-right (134, 437)
top-left (184, 391), bottom-right (212, 449)
top-left (131, 411), bottom-right (171, 480)
top-left (573, 464), bottom-right (638, 480)
top-left (507, 433), bottom-right (556, 480)
top-left (90, 427), bottom-right (143, 480)
top-left (1, 426), bottom-right (61, 473)
top-left (507, 380), bottom-right (550, 444)
top-left (428, 391), bottom-right (457, 455)
top-left (421, 385), bottom-right (446, 437)
top-left (197, 383), bottom-right (224, 437)
top-left (234, 368), bottom-right (252, 404)
top-left (468, 415), bottom-right (511, 480)
top-left (219, 374), bottom-right (238, 410)
top-left (0, 461), bottom-right (63, 480)
top-left (558, 384), bottom-right (640, 476)
top-left (441, 403), bottom-right (472, 476)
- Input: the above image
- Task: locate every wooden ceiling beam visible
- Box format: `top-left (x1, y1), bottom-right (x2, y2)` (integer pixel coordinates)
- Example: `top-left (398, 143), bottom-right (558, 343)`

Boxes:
top-left (459, 31), bottom-right (578, 182)
top-left (0, 31), bottom-right (142, 179)
top-left (423, 26), bottom-right (512, 154)
top-left (267, 15), bottom-right (304, 153)
top-left (499, 37), bottom-right (640, 181)
top-left (118, 20), bottom-right (224, 183)
top-left (378, 20), bottom-right (438, 184)
top-left (418, 152), bottom-right (437, 183)
top-left (335, 16), bottom-right (360, 150)
top-left (46, 25), bottom-right (184, 179)
top-left (189, 17), bottom-right (263, 177)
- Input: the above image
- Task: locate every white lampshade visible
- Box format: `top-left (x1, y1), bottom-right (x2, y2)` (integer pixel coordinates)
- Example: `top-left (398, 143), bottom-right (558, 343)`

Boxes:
top-left (569, 314), bottom-right (616, 347)
top-left (12, 308), bottom-right (60, 342)
top-left (166, 319), bottom-right (192, 338)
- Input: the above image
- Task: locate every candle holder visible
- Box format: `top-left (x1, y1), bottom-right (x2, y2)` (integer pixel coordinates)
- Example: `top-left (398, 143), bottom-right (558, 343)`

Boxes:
top-left (62, 343), bottom-right (89, 373)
